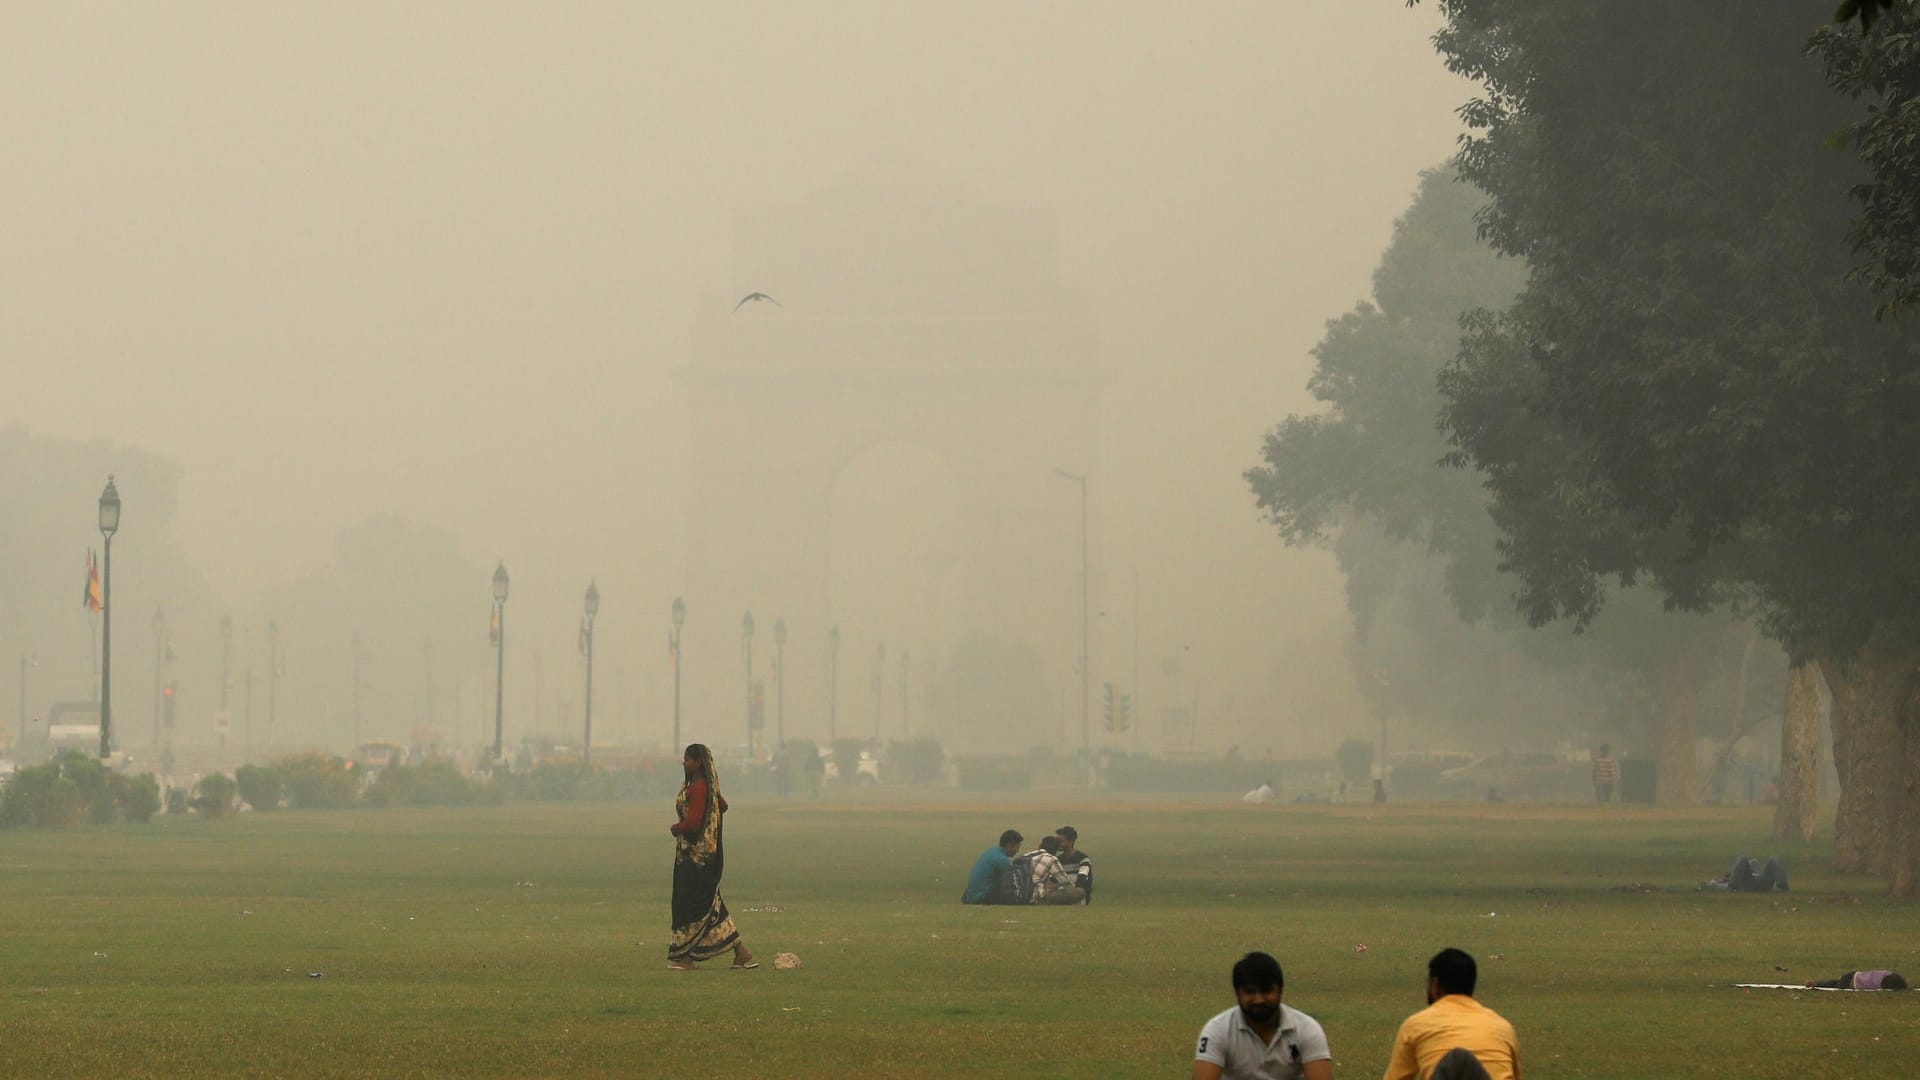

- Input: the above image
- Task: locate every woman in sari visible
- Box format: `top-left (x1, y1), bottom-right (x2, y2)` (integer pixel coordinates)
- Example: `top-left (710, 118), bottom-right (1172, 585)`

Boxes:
top-left (667, 743), bottom-right (758, 970)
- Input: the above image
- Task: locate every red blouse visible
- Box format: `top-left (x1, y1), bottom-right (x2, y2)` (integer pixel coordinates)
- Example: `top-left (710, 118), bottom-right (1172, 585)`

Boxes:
top-left (670, 780), bottom-right (729, 835)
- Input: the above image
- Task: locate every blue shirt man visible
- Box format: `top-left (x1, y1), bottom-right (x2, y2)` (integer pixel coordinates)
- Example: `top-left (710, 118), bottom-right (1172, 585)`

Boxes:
top-left (961, 829), bottom-right (1024, 904)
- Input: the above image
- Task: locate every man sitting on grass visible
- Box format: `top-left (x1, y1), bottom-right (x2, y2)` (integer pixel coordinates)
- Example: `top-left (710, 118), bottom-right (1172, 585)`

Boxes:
top-left (961, 829), bottom-right (1023, 905)
top-left (1191, 950), bottom-right (1332, 1080)
top-left (1383, 948), bottom-right (1520, 1080)
top-left (1055, 825), bottom-right (1093, 902)
top-left (1025, 835), bottom-right (1086, 905)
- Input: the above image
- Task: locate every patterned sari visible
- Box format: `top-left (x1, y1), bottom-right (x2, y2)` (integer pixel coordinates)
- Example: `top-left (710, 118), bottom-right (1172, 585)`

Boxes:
top-left (668, 760), bottom-right (739, 963)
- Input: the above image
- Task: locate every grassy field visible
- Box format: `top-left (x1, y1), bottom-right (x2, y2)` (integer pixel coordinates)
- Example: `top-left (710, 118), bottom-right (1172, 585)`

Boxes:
top-left (0, 793), bottom-right (1913, 1078)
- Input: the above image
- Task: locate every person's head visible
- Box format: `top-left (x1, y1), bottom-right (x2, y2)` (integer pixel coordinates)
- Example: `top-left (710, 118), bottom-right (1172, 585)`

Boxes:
top-left (998, 829), bottom-right (1024, 855)
top-left (1426, 948), bottom-right (1477, 1003)
top-left (1885, 972), bottom-right (1909, 990)
top-left (1038, 834), bottom-right (1062, 855)
top-left (1054, 826), bottom-right (1078, 855)
top-left (1599, 743), bottom-right (1612, 757)
top-left (682, 743), bottom-right (715, 782)
top-left (1230, 951), bottom-right (1285, 1025)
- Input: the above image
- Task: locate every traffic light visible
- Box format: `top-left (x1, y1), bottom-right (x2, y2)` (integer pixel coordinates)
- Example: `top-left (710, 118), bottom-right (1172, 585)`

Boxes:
top-left (162, 682), bottom-right (177, 729)
top-left (1102, 681), bottom-right (1115, 731)
top-left (1119, 691), bottom-right (1132, 732)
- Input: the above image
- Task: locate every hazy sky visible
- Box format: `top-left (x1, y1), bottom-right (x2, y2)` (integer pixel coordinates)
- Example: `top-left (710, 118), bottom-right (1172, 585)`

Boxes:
top-left (4, 3), bottom-right (1471, 750)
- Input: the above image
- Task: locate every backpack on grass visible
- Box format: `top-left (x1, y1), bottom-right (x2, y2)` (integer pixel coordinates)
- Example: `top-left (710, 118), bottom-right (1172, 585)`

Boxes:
top-left (999, 852), bottom-right (1039, 904)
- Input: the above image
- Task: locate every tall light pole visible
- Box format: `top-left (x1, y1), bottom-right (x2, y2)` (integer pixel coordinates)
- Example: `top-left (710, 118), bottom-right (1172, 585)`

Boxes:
top-left (741, 611), bottom-right (755, 758)
top-left (266, 618), bottom-right (279, 748)
top-left (18, 651), bottom-right (38, 750)
top-left (772, 616), bottom-right (786, 750)
top-left (670, 597), bottom-right (685, 752)
top-left (220, 615), bottom-right (233, 712)
top-left (872, 641), bottom-right (885, 740)
top-left (1053, 467), bottom-right (1090, 757)
top-left (827, 625), bottom-right (841, 743)
top-left (899, 648), bottom-right (911, 742)
top-left (583, 580), bottom-right (599, 767)
top-left (97, 477), bottom-right (120, 761)
top-left (351, 630), bottom-right (363, 749)
top-left (152, 607), bottom-right (167, 754)
top-left (492, 561), bottom-right (509, 762)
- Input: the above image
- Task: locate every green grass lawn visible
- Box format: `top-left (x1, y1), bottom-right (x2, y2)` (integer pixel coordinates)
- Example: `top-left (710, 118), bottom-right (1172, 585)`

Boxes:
top-left (0, 795), bottom-right (1913, 1078)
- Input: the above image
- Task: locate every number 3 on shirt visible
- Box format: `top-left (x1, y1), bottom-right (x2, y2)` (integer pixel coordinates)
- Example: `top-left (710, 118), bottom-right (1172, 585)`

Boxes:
top-left (1197, 1037), bottom-right (1208, 1053)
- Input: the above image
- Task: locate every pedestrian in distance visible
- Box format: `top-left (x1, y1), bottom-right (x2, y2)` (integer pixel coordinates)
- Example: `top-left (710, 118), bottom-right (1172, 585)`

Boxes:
top-left (1591, 743), bottom-right (1617, 803)
top-left (666, 743), bottom-right (757, 971)
top-left (1191, 950), bottom-right (1333, 1080)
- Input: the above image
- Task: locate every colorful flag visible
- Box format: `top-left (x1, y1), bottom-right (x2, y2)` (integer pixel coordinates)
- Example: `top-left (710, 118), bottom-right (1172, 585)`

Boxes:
top-left (84, 549), bottom-right (102, 612)
top-left (578, 617), bottom-right (589, 656)
top-left (489, 604), bottom-right (500, 646)
top-left (668, 634), bottom-right (679, 669)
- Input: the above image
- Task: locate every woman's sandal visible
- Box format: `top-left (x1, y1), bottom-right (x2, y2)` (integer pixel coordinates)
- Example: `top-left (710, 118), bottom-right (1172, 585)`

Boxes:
top-left (730, 954), bottom-right (760, 970)
top-left (666, 962), bottom-right (696, 972)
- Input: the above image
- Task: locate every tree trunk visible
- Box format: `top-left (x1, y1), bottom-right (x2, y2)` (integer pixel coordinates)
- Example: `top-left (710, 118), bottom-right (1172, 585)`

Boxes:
top-left (1893, 696), bottom-right (1920, 897)
top-left (1771, 661), bottom-right (1821, 843)
top-left (1819, 625), bottom-right (1918, 879)
top-left (1655, 647), bottom-right (1703, 805)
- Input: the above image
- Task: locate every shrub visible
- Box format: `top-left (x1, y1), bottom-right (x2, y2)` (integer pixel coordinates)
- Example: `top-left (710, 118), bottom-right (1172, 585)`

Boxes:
top-left (235, 764), bottom-right (284, 811)
top-left (409, 760), bottom-right (472, 806)
top-left (884, 738), bottom-right (945, 785)
top-left (191, 773), bottom-right (237, 818)
top-left (116, 773), bottom-right (161, 822)
top-left (279, 752), bottom-right (360, 809)
top-left (0, 754), bottom-right (160, 826)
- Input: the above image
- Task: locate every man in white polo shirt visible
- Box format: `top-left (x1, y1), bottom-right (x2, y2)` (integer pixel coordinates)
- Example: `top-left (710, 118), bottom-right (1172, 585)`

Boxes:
top-left (1193, 951), bottom-right (1333, 1080)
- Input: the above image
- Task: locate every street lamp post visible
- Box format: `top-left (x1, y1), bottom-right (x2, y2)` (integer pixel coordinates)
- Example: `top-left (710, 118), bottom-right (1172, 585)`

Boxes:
top-left (219, 615), bottom-right (232, 765)
top-left (900, 648), bottom-right (911, 741)
top-left (267, 619), bottom-right (279, 747)
top-left (1053, 467), bottom-right (1090, 757)
top-left (827, 625), bottom-right (841, 744)
top-left (741, 611), bottom-right (755, 758)
top-left (17, 651), bottom-right (38, 749)
top-left (152, 608), bottom-right (167, 754)
top-left (97, 477), bottom-right (120, 761)
top-left (772, 616), bottom-right (786, 750)
top-left (351, 631), bottom-right (363, 749)
top-left (492, 562), bottom-right (509, 762)
top-left (670, 597), bottom-right (685, 751)
top-left (583, 580), bottom-right (599, 767)
top-left (872, 641), bottom-right (885, 740)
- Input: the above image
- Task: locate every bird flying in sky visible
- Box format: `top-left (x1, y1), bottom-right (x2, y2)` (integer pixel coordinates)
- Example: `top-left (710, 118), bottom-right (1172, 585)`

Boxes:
top-left (734, 292), bottom-right (781, 311)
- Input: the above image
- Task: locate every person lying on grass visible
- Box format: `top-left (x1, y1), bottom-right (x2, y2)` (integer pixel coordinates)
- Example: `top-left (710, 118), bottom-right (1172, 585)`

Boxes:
top-left (1805, 970), bottom-right (1908, 990)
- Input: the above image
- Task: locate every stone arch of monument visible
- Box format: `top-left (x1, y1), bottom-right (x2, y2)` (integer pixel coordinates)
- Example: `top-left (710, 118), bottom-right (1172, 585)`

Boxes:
top-left (678, 179), bottom-right (1105, 756)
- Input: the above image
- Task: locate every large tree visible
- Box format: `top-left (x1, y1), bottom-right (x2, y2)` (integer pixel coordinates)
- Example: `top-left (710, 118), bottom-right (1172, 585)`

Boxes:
top-left (1427, 2), bottom-right (1920, 890)
top-left (1248, 168), bottom-right (1766, 795)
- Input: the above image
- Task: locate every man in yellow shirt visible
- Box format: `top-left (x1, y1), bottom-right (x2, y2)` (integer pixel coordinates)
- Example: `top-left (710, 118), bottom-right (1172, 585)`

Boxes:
top-left (1383, 949), bottom-right (1520, 1080)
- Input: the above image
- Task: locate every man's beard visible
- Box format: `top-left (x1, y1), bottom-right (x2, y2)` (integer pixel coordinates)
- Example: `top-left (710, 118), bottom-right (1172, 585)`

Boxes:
top-left (1240, 1003), bottom-right (1278, 1025)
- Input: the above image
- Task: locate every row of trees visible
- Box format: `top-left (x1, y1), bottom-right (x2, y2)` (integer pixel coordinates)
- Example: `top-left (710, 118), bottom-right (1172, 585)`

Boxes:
top-left (1253, 4), bottom-right (1920, 893)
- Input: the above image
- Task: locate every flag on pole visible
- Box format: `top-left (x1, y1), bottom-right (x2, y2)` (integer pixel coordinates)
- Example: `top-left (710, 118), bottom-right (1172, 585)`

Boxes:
top-left (84, 549), bottom-right (102, 612)
top-left (489, 604), bottom-right (500, 646)
top-left (578, 617), bottom-right (589, 656)
top-left (668, 634), bottom-right (678, 670)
